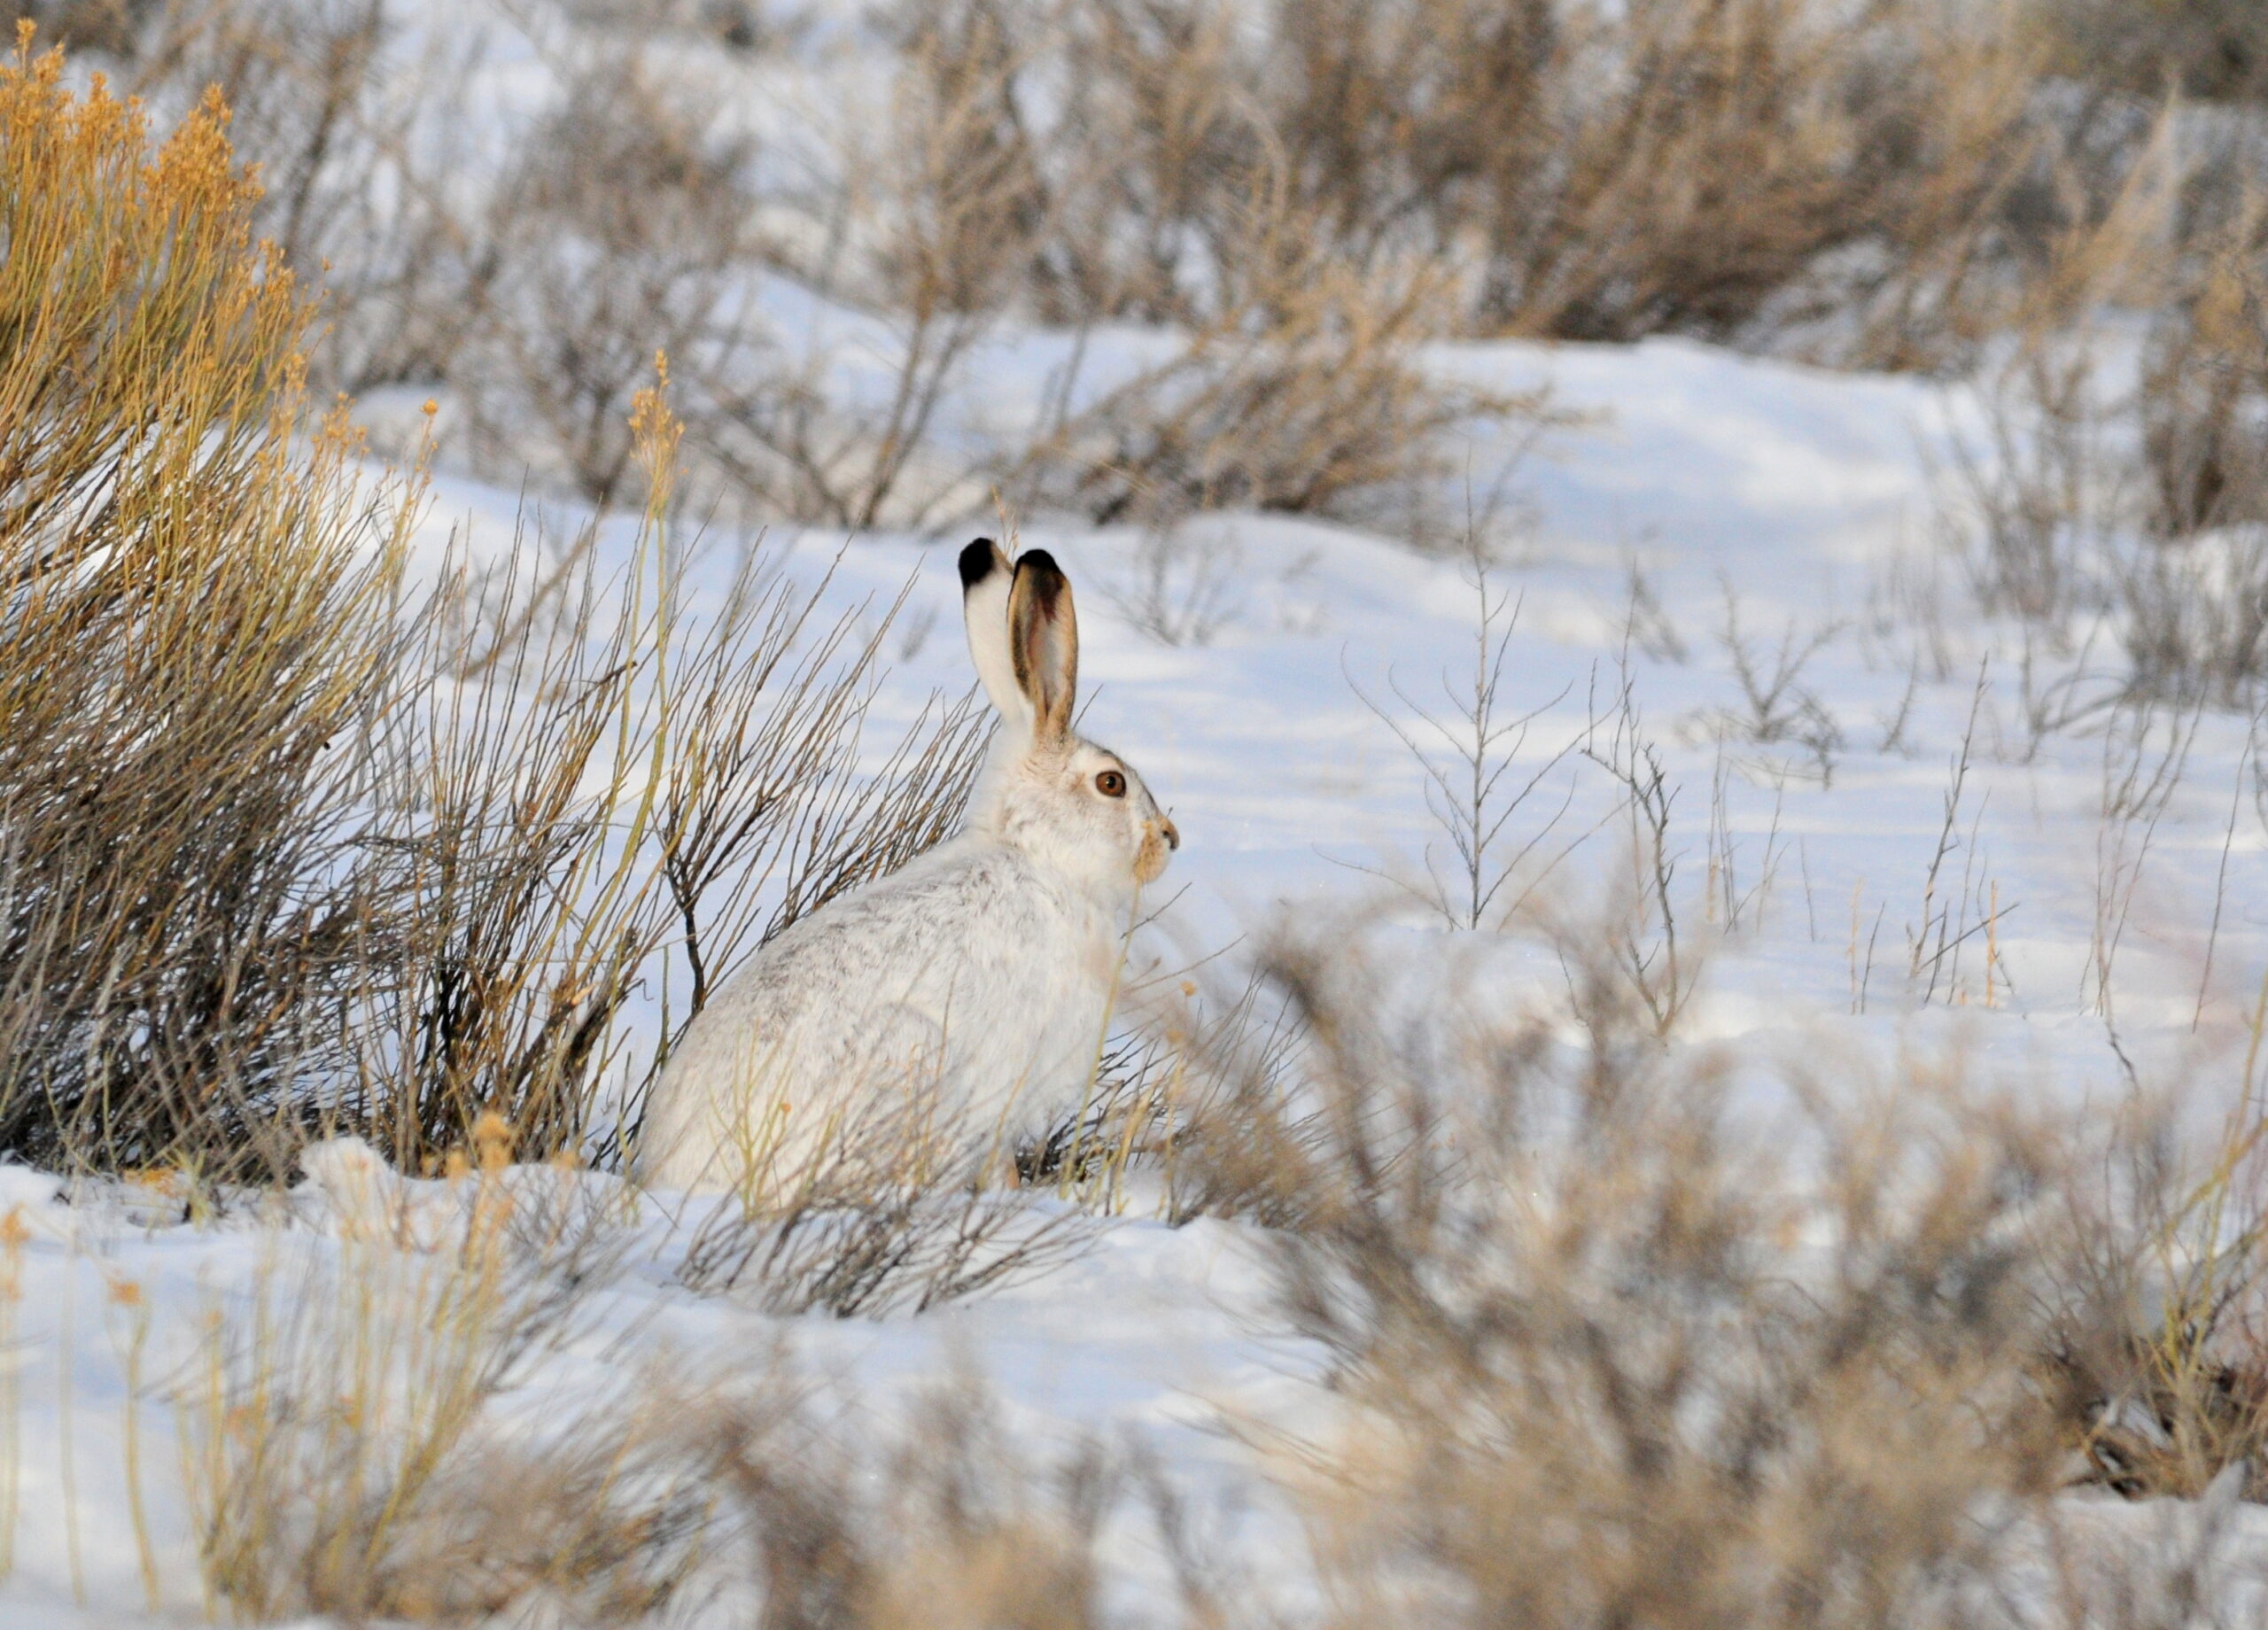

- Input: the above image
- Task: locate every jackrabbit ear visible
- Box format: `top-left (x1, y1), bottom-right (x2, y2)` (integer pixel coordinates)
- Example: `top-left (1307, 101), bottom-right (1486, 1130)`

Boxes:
top-left (959, 538), bottom-right (1029, 728)
top-left (1007, 549), bottom-right (1077, 744)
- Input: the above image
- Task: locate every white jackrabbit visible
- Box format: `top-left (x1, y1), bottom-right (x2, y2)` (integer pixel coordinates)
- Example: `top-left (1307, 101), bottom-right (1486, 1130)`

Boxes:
top-left (635, 539), bottom-right (1179, 1197)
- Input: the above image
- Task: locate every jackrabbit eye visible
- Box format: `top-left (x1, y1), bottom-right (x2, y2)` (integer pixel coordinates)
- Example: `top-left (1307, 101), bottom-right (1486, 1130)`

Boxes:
top-left (1095, 770), bottom-right (1127, 798)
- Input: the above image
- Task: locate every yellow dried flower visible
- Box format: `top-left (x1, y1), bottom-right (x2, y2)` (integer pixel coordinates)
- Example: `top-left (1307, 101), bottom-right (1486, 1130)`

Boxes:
top-left (472, 1111), bottom-right (515, 1174)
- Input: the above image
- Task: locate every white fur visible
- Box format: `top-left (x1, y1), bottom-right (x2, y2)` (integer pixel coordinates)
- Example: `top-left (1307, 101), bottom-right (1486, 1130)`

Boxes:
top-left (635, 544), bottom-right (1177, 1199)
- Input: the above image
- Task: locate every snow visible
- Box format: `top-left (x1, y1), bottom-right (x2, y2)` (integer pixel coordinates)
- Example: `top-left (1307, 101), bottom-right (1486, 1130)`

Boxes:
top-left (10, 326), bottom-right (2268, 1625)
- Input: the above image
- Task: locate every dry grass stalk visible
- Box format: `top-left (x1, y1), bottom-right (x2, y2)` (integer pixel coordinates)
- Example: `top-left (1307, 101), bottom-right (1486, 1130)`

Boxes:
top-left (674, 1077), bottom-right (1099, 1317)
top-left (189, 1148), bottom-right (1196, 1624)
top-left (1904, 663), bottom-right (2000, 1008)
top-left (182, 1131), bottom-right (718, 1622)
top-left (1580, 662), bottom-right (1705, 1035)
top-left (1343, 537), bottom-right (1581, 928)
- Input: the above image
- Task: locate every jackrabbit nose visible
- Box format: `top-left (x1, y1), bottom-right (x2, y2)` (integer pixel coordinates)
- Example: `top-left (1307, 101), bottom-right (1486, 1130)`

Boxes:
top-left (1159, 816), bottom-right (1180, 851)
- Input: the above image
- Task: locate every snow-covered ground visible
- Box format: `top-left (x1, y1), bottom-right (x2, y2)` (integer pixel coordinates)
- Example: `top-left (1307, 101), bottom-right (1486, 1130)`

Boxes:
top-left (11, 333), bottom-right (2268, 1626)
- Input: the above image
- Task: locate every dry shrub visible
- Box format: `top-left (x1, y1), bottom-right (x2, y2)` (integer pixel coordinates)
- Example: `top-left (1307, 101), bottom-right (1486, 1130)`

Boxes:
top-left (2043, 1085), bottom-right (2268, 1504)
top-left (1911, 107), bottom-right (2268, 707)
top-left (1095, 516), bottom-right (1246, 648)
top-left (688, 0), bottom-right (1535, 536)
top-left (2140, 206), bottom-right (2268, 540)
top-left (782, 0), bottom-right (2070, 528)
top-left (0, 35), bottom-right (408, 1176)
top-left (0, 0), bottom-right (157, 56)
top-left (10, 0), bottom-right (769, 508)
top-left (1460, 0), bottom-right (2035, 356)
top-left (1938, 341), bottom-right (2116, 637)
top-left (333, 408), bottom-right (988, 1172)
top-left (2113, 526), bottom-right (2268, 705)
top-left (457, 50), bottom-right (761, 507)
top-left (676, 0), bottom-right (1029, 532)
top-left (1172, 925), bottom-right (2085, 1626)
top-left (882, 0), bottom-right (2048, 361)
top-left (1161, 985), bottom-right (1324, 1231)
top-left (716, 1374), bottom-right (1223, 1630)
top-left (1013, 264), bottom-right (1537, 533)
top-left (716, 1378), bottom-right (1124, 1630)
top-left (1918, 95), bottom-right (2179, 640)
top-left (344, 513), bottom-right (983, 1170)
top-left (2034, 0), bottom-right (2268, 106)
top-left (5, 0), bottom-right (486, 398)
top-left (1157, 899), bottom-right (2268, 1612)
top-left (207, 1358), bottom-right (1156, 1629)
top-left (39, 0), bottom-right (2256, 534)
top-left (117, 0), bottom-right (392, 268)
top-left (23, 0), bottom-right (2085, 528)
top-left (179, 923), bottom-right (2268, 1625)
top-left (872, 0), bottom-right (1051, 322)
top-left (0, 45), bottom-right (987, 1182)
top-left (681, 1184), bottom-right (1093, 1318)
top-left (1936, 178), bottom-right (2268, 706)
top-left (8, 0), bottom-right (1546, 532)
top-left (2109, 181), bottom-right (2268, 702)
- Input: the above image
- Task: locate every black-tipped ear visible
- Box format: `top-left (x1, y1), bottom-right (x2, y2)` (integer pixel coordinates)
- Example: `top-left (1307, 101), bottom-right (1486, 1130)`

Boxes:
top-left (959, 538), bottom-right (1025, 725)
top-left (959, 538), bottom-right (1001, 592)
top-left (1007, 549), bottom-right (1077, 743)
